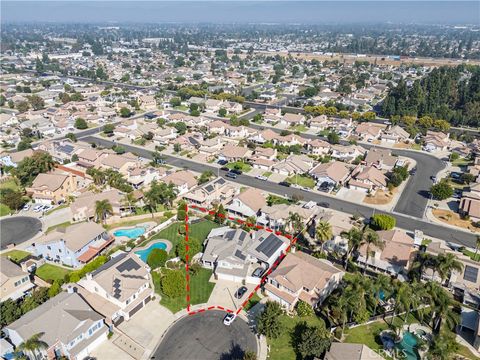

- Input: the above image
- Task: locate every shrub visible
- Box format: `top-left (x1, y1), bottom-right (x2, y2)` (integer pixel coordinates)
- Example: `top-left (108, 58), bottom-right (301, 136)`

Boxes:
top-left (161, 269), bottom-right (186, 298)
top-left (430, 180), bottom-right (454, 200)
top-left (295, 300), bottom-right (314, 317)
top-left (370, 214), bottom-right (396, 230)
top-left (147, 248), bottom-right (168, 269)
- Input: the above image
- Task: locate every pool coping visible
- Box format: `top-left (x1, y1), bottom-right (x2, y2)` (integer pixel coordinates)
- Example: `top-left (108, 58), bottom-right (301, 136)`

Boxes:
top-left (110, 222), bottom-right (155, 242)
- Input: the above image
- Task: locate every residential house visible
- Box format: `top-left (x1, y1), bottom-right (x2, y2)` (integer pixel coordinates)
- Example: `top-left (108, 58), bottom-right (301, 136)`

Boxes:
top-left (28, 222), bottom-right (114, 268)
top-left (218, 144), bottom-right (252, 162)
top-left (354, 123), bottom-right (386, 142)
top-left (357, 229), bottom-right (415, 277)
top-left (307, 139), bottom-right (331, 155)
top-left (257, 203), bottom-right (320, 231)
top-left (279, 113), bottom-right (306, 127)
top-left (201, 227), bottom-right (290, 284)
top-left (381, 125), bottom-right (410, 144)
top-left (272, 154), bottom-right (314, 176)
top-left (0, 148), bottom-right (34, 168)
top-left (330, 144), bottom-right (365, 163)
top-left (264, 251), bottom-right (344, 311)
top-left (364, 148), bottom-right (398, 170)
top-left (70, 189), bottom-right (130, 222)
top-left (162, 170), bottom-right (198, 195)
top-left (348, 165), bottom-right (388, 194)
top-left (100, 153), bottom-right (138, 175)
top-left (205, 99), bottom-right (224, 113)
top-left (325, 343), bottom-right (385, 360)
top-left (78, 252), bottom-right (153, 323)
top-left (423, 131), bottom-right (450, 152)
top-left (459, 183), bottom-right (480, 222)
top-left (0, 257), bottom-right (35, 302)
top-left (4, 292), bottom-right (108, 360)
top-left (226, 188), bottom-right (266, 219)
top-left (310, 161), bottom-right (350, 187)
top-left (26, 172), bottom-right (77, 204)
top-left (183, 177), bottom-right (238, 207)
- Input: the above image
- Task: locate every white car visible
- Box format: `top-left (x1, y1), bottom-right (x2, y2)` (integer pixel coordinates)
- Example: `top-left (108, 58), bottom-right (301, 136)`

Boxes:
top-left (42, 205), bottom-right (53, 212)
top-left (223, 313), bottom-right (236, 326)
top-left (33, 205), bottom-right (43, 212)
top-left (255, 175), bottom-right (268, 181)
top-left (22, 204), bottom-right (30, 211)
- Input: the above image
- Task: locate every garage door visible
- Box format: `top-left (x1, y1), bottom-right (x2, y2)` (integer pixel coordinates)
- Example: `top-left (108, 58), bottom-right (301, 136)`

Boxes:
top-left (128, 302), bottom-right (144, 318)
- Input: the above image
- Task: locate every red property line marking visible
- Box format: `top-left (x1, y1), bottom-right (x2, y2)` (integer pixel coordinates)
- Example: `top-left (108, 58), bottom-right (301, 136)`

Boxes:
top-left (184, 204), bottom-right (298, 315)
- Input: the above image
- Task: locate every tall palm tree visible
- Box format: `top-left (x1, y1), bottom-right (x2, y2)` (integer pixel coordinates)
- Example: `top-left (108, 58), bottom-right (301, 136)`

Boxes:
top-left (122, 192), bottom-right (136, 213)
top-left (316, 220), bottom-right (333, 254)
top-left (436, 253), bottom-right (464, 284)
top-left (143, 197), bottom-right (157, 219)
top-left (424, 282), bottom-right (459, 334)
top-left (371, 274), bottom-right (392, 317)
top-left (341, 227), bottom-right (363, 269)
top-left (359, 228), bottom-right (384, 274)
top-left (286, 212), bottom-right (303, 235)
top-left (16, 333), bottom-right (48, 360)
top-left (94, 199), bottom-right (113, 224)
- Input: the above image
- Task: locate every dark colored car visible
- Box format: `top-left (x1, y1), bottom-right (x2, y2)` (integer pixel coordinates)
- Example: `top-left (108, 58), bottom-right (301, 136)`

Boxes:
top-left (230, 168), bottom-right (243, 175)
top-left (279, 181), bottom-right (291, 187)
top-left (220, 166), bottom-right (230, 171)
top-left (234, 286), bottom-right (248, 299)
top-left (410, 168), bottom-right (417, 175)
top-left (217, 159), bottom-right (228, 166)
top-left (225, 172), bottom-right (238, 179)
top-left (252, 267), bottom-right (265, 277)
top-left (317, 202), bottom-right (330, 208)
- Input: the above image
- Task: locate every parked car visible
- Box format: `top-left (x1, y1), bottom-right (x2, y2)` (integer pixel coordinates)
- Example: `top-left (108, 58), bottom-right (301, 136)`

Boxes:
top-left (42, 205), bottom-right (53, 212)
top-left (220, 166), bottom-right (229, 171)
top-left (225, 172), bottom-right (238, 179)
top-left (252, 267), bottom-right (265, 278)
top-left (33, 205), bottom-right (43, 212)
top-left (217, 159), bottom-right (228, 166)
top-left (22, 204), bottom-right (30, 211)
top-left (410, 168), bottom-right (417, 176)
top-left (431, 176), bottom-right (437, 183)
top-left (223, 313), bottom-right (236, 326)
top-left (234, 286), bottom-right (248, 299)
top-left (230, 168), bottom-right (243, 175)
top-left (279, 181), bottom-right (291, 187)
top-left (317, 202), bottom-right (330, 208)
top-left (255, 175), bottom-right (268, 181)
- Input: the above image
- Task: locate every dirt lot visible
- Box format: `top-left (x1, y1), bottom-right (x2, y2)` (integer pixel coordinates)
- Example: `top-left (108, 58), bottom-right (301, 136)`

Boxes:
top-left (432, 209), bottom-right (479, 232)
top-left (364, 189), bottom-right (395, 205)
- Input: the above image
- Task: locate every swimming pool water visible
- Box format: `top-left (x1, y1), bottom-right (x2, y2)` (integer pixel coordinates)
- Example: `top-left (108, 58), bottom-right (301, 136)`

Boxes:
top-left (395, 331), bottom-right (420, 360)
top-left (135, 242), bottom-right (167, 262)
top-left (113, 227), bottom-right (146, 239)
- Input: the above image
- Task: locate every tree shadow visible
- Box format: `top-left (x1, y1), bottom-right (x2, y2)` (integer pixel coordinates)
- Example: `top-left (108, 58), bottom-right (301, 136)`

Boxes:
top-left (290, 321), bottom-right (308, 360)
top-left (218, 342), bottom-right (245, 360)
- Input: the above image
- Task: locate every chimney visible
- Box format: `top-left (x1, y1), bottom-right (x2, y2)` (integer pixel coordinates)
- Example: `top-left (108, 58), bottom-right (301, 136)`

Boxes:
top-left (86, 273), bottom-right (93, 281)
top-left (291, 246), bottom-right (296, 253)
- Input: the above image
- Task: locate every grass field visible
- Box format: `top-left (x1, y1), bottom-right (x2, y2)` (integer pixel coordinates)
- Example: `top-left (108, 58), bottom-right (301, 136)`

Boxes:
top-left (2, 249), bottom-right (31, 262)
top-left (0, 179), bottom-right (22, 192)
top-left (0, 203), bottom-right (11, 216)
top-left (226, 161), bottom-right (252, 173)
top-left (286, 174), bottom-right (316, 188)
top-left (267, 314), bottom-right (327, 360)
top-left (154, 268), bottom-right (215, 313)
top-left (36, 263), bottom-right (72, 282)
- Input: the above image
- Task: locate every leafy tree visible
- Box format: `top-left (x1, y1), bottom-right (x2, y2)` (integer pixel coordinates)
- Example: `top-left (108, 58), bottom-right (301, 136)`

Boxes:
top-left (169, 97), bottom-right (182, 107)
top-left (176, 238), bottom-right (201, 263)
top-left (173, 122), bottom-right (187, 135)
top-left (119, 107), bottom-right (131, 118)
top-left (327, 131), bottom-right (340, 144)
top-left (74, 117), bottom-right (88, 129)
top-left (173, 143), bottom-right (182, 153)
top-left (147, 249), bottom-right (168, 269)
top-left (16, 332), bottom-right (48, 360)
top-left (256, 301), bottom-right (284, 339)
top-left (17, 139), bottom-right (32, 151)
top-left (13, 152), bottom-right (55, 186)
top-left (47, 280), bottom-right (62, 298)
top-left (461, 173), bottom-right (476, 185)
top-left (17, 101), bottom-right (30, 113)
top-left (65, 133), bottom-right (77, 142)
top-left (198, 170), bottom-right (214, 185)
top-left (103, 124), bottom-right (115, 134)
top-left (218, 108), bottom-right (227, 117)
top-left (370, 214), bottom-right (396, 230)
top-left (295, 300), bottom-right (314, 317)
top-left (0, 299), bottom-right (22, 327)
top-left (161, 270), bottom-right (186, 298)
top-left (431, 180), bottom-right (454, 200)
top-left (1, 189), bottom-right (25, 210)
top-left (294, 321), bottom-right (331, 360)
top-left (28, 95), bottom-right (45, 110)
top-left (214, 204), bottom-right (227, 224)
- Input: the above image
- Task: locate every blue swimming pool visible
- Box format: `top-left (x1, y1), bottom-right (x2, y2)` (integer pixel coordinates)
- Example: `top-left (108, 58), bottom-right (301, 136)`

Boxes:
top-left (113, 227), bottom-right (146, 239)
top-left (135, 242), bottom-right (168, 262)
top-left (395, 331), bottom-right (420, 360)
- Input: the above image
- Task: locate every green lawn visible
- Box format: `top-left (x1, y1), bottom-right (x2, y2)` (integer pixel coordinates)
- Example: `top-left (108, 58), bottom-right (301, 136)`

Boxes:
top-left (457, 344), bottom-right (480, 360)
top-left (286, 174), bottom-right (316, 188)
top-left (2, 249), bottom-right (31, 262)
top-left (45, 221), bottom-right (72, 234)
top-left (267, 194), bottom-right (294, 206)
top-left (462, 249), bottom-right (480, 262)
top-left (0, 179), bottom-right (22, 192)
top-left (0, 203), bottom-right (11, 216)
top-left (226, 161), bottom-right (252, 173)
top-left (36, 264), bottom-right (72, 282)
top-left (263, 171), bottom-right (273, 178)
top-left (133, 204), bottom-right (166, 216)
top-left (44, 204), bottom-right (69, 216)
top-left (268, 314), bottom-right (327, 360)
top-left (154, 268), bottom-right (215, 313)
top-left (290, 124), bottom-right (308, 132)
top-left (173, 105), bottom-right (189, 111)
top-left (243, 292), bottom-right (261, 311)
top-left (452, 157), bottom-right (472, 167)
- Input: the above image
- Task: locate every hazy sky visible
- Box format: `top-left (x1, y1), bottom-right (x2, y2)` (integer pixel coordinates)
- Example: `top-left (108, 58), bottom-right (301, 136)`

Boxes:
top-left (2, 1), bottom-right (479, 24)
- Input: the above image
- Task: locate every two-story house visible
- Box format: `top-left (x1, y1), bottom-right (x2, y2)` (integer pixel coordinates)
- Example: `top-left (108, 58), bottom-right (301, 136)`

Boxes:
top-left (26, 172), bottom-right (77, 204)
top-left (0, 257), bottom-right (35, 302)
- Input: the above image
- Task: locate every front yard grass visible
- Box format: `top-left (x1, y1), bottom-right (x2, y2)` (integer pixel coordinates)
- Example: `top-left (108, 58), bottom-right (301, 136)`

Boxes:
top-left (452, 157), bottom-right (472, 167)
top-left (267, 314), bottom-right (327, 360)
top-left (36, 263), bottom-right (72, 282)
top-left (244, 292), bottom-right (261, 311)
top-left (45, 221), bottom-right (72, 234)
top-left (44, 204), bottom-right (69, 216)
top-left (0, 203), bottom-right (11, 216)
top-left (0, 178), bottom-right (22, 192)
top-left (286, 174), bottom-right (316, 188)
top-left (153, 268), bottom-right (215, 313)
top-left (2, 249), bottom-right (31, 262)
top-left (226, 161), bottom-right (252, 173)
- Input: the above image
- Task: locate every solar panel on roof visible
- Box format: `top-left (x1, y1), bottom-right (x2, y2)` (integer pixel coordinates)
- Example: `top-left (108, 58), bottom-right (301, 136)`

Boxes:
top-left (239, 232), bottom-right (247, 243)
top-left (116, 258), bottom-right (141, 272)
top-left (217, 178), bottom-right (226, 185)
top-left (255, 234), bottom-right (283, 257)
top-left (464, 265), bottom-right (478, 283)
top-left (234, 249), bottom-right (246, 260)
top-left (205, 185), bottom-right (214, 192)
top-left (225, 231), bottom-right (235, 240)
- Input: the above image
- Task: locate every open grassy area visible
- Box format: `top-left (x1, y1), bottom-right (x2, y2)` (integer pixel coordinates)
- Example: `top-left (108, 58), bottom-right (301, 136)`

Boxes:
top-left (154, 268), bottom-right (215, 314)
top-left (267, 314), bottom-right (327, 360)
top-left (2, 249), bottom-right (31, 262)
top-left (286, 174), bottom-right (316, 188)
top-left (290, 124), bottom-right (308, 132)
top-left (226, 161), bottom-right (252, 173)
top-left (244, 292), bottom-right (261, 311)
top-left (267, 194), bottom-right (295, 206)
top-left (0, 178), bottom-right (22, 192)
top-left (36, 263), bottom-right (72, 282)
top-left (0, 203), bottom-right (11, 216)
top-left (452, 157), bottom-right (472, 167)
top-left (45, 221), bottom-right (72, 234)
top-left (457, 344), bottom-right (480, 360)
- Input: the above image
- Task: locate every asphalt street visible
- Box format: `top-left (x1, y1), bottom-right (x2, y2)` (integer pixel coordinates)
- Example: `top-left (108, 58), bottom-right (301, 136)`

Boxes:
top-left (0, 216), bottom-right (42, 249)
top-left (83, 136), bottom-right (478, 247)
top-left (152, 311), bottom-right (257, 360)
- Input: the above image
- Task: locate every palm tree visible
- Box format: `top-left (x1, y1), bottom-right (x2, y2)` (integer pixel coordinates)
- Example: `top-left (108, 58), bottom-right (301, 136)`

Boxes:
top-left (341, 227), bottom-right (363, 269)
top-left (315, 220), bottom-right (332, 254)
top-left (122, 192), bottom-right (136, 213)
top-left (371, 274), bottom-right (392, 316)
top-left (359, 228), bottom-right (384, 274)
top-left (286, 212), bottom-right (303, 235)
top-left (94, 199), bottom-right (113, 224)
top-left (143, 197), bottom-right (157, 219)
top-left (436, 253), bottom-right (464, 284)
top-left (424, 282), bottom-right (459, 334)
top-left (16, 333), bottom-right (48, 360)
top-left (409, 252), bottom-right (436, 281)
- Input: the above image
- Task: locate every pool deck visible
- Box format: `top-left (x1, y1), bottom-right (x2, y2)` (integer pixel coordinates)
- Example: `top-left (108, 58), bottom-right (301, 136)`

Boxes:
top-left (134, 239), bottom-right (173, 254)
top-left (110, 222), bottom-right (156, 243)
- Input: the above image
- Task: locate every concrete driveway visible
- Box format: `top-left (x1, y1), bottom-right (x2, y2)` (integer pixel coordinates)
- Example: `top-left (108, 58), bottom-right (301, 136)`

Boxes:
top-left (336, 187), bottom-right (366, 203)
top-left (269, 172), bottom-right (287, 183)
top-left (207, 279), bottom-right (258, 311)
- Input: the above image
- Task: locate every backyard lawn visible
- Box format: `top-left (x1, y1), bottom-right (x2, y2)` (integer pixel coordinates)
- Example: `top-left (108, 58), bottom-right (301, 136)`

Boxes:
top-left (2, 249), bottom-right (31, 262)
top-left (226, 161), bottom-right (252, 173)
top-left (286, 174), bottom-right (316, 188)
top-left (35, 263), bottom-right (72, 282)
top-left (154, 268), bottom-right (215, 313)
top-left (0, 203), bottom-right (11, 216)
top-left (0, 179), bottom-right (22, 192)
top-left (267, 314), bottom-right (327, 360)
